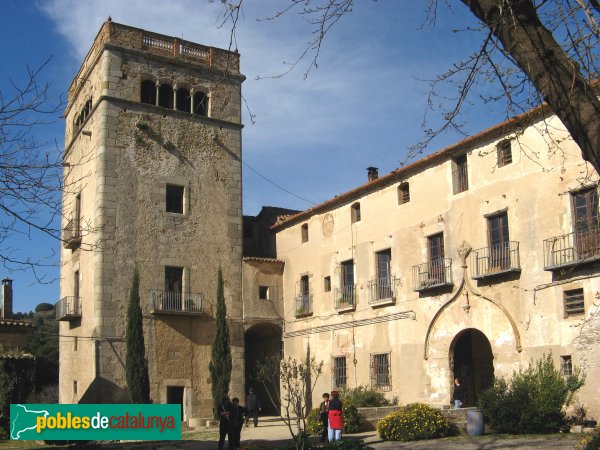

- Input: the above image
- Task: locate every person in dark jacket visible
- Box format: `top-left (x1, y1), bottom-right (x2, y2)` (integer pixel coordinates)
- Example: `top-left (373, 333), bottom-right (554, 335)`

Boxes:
top-left (228, 397), bottom-right (248, 450)
top-left (319, 392), bottom-right (330, 442)
top-left (327, 390), bottom-right (343, 442)
top-left (452, 377), bottom-right (464, 409)
top-left (217, 395), bottom-right (233, 450)
top-left (245, 388), bottom-right (261, 427)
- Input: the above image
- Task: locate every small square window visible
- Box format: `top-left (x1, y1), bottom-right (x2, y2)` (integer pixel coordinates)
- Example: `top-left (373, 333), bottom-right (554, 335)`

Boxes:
top-left (563, 289), bottom-right (584, 317)
top-left (561, 355), bottom-right (573, 377)
top-left (166, 184), bottom-right (184, 214)
top-left (497, 140), bottom-right (513, 167)
top-left (324, 276), bottom-right (331, 292)
top-left (259, 286), bottom-right (269, 300)
top-left (398, 183), bottom-right (410, 204)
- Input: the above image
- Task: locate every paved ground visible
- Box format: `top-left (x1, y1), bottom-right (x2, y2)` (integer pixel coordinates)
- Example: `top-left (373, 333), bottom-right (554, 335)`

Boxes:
top-left (5, 416), bottom-right (585, 450)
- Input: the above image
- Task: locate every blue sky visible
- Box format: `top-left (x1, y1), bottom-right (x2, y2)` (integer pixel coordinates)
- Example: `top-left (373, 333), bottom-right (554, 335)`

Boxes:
top-left (1, 1), bottom-right (507, 312)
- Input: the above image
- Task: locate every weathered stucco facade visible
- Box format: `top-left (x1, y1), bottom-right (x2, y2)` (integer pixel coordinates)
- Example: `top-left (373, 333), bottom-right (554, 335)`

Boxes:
top-left (274, 109), bottom-right (600, 417)
top-left (59, 21), bottom-right (244, 424)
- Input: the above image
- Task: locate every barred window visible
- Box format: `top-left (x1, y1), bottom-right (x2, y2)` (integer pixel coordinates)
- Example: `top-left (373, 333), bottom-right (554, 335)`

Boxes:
top-left (564, 289), bottom-right (584, 317)
top-left (398, 183), bottom-right (410, 204)
top-left (333, 356), bottom-right (347, 389)
top-left (370, 352), bottom-right (390, 389)
top-left (561, 355), bottom-right (573, 377)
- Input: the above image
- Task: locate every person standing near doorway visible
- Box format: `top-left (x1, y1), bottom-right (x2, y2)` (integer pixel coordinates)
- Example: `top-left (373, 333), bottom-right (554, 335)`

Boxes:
top-left (452, 378), bottom-right (464, 409)
top-left (245, 388), bottom-right (261, 427)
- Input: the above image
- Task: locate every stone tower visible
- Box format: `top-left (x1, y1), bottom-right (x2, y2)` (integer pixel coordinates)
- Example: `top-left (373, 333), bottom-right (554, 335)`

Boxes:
top-left (59, 20), bottom-right (245, 425)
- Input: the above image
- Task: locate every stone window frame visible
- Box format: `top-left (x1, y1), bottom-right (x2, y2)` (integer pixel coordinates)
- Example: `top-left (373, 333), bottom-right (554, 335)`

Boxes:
top-left (497, 139), bottom-right (513, 167)
top-left (301, 223), bottom-right (309, 243)
top-left (332, 355), bottom-right (347, 389)
top-left (156, 258), bottom-right (191, 295)
top-left (159, 178), bottom-right (190, 217)
top-left (370, 352), bottom-right (391, 390)
top-left (398, 182), bottom-right (410, 205)
top-left (139, 75), bottom-right (210, 117)
top-left (323, 276), bottom-right (331, 292)
top-left (560, 355), bottom-right (573, 377)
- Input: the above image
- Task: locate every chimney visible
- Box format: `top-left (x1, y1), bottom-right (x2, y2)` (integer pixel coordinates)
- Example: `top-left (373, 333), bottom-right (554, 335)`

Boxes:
top-left (367, 167), bottom-right (379, 182)
top-left (1, 278), bottom-right (13, 319)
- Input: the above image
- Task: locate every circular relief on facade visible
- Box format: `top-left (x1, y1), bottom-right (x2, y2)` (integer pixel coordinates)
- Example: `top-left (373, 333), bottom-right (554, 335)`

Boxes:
top-left (322, 213), bottom-right (334, 237)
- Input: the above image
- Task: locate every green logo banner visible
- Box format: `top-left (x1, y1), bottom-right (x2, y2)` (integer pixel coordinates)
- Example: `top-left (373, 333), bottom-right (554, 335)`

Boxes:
top-left (10, 404), bottom-right (181, 440)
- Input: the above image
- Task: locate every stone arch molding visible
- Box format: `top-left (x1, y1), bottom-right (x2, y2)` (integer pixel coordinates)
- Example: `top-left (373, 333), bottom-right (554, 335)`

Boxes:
top-left (423, 241), bottom-right (522, 360)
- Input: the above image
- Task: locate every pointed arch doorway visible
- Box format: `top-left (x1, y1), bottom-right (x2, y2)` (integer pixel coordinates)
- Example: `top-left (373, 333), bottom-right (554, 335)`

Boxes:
top-left (450, 328), bottom-right (494, 406)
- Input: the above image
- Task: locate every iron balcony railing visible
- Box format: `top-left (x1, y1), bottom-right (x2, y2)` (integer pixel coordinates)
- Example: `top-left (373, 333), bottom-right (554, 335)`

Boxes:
top-left (149, 290), bottom-right (203, 314)
top-left (471, 241), bottom-right (521, 279)
top-left (55, 296), bottom-right (81, 321)
top-left (294, 293), bottom-right (313, 317)
top-left (63, 218), bottom-right (81, 249)
top-left (412, 258), bottom-right (453, 291)
top-left (335, 284), bottom-right (356, 311)
top-left (544, 229), bottom-right (600, 270)
top-left (367, 276), bottom-right (397, 305)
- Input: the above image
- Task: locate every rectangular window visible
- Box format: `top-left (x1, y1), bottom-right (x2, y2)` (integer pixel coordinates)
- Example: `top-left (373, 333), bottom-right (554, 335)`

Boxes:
top-left (351, 203), bottom-right (361, 223)
top-left (376, 249), bottom-right (392, 299)
top-left (341, 260), bottom-right (354, 289)
top-left (74, 336), bottom-right (78, 352)
top-left (572, 187), bottom-right (600, 260)
top-left (166, 184), bottom-right (184, 214)
top-left (398, 183), bottom-right (410, 204)
top-left (73, 380), bottom-right (78, 395)
top-left (324, 276), bottom-right (331, 292)
top-left (75, 193), bottom-right (82, 237)
top-left (333, 356), bottom-right (347, 388)
top-left (564, 289), bottom-right (584, 317)
top-left (452, 154), bottom-right (469, 194)
top-left (74, 270), bottom-right (80, 300)
top-left (561, 355), bottom-right (573, 377)
top-left (259, 286), bottom-right (269, 300)
top-left (497, 140), bottom-right (513, 167)
top-left (427, 233), bottom-right (445, 283)
top-left (301, 223), bottom-right (309, 243)
top-left (488, 212), bottom-right (510, 269)
top-left (370, 353), bottom-right (390, 388)
top-left (165, 266), bottom-right (184, 311)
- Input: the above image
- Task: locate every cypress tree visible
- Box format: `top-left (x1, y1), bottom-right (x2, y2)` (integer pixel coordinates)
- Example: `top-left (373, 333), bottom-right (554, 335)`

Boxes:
top-left (209, 268), bottom-right (232, 418)
top-left (125, 268), bottom-right (151, 403)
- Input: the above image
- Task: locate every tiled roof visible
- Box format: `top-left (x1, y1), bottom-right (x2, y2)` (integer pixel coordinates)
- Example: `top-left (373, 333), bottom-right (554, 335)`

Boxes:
top-left (271, 100), bottom-right (555, 231)
top-left (243, 256), bottom-right (285, 264)
top-left (0, 319), bottom-right (35, 328)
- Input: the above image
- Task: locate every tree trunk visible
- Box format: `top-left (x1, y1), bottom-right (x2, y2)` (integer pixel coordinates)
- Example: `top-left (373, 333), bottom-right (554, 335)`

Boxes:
top-left (461, 0), bottom-right (600, 173)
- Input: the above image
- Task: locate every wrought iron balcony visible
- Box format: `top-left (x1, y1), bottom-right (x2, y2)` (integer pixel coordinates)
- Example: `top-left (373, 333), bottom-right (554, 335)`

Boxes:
top-left (367, 276), bottom-right (397, 306)
top-left (55, 296), bottom-right (81, 321)
top-left (294, 294), bottom-right (313, 317)
top-left (63, 218), bottom-right (81, 249)
top-left (412, 258), bottom-right (453, 292)
top-left (335, 284), bottom-right (356, 312)
top-left (149, 290), bottom-right (203, 315)
top-left (544, 229), bottom-right (600, 270)
top-left (471, 241), bottom-right (521, 279)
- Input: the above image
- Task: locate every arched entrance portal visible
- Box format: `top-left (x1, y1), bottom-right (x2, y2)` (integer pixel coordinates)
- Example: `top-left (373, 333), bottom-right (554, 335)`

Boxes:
top-left (450, 328), bottom-right (494, 407)
top-left (245, 323), bottom-right (281, 415)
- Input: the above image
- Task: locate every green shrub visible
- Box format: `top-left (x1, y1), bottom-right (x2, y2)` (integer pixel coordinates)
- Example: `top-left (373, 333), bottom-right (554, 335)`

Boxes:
top-left (318, 440), bottom-right (374, 449)
top-left (340, 385), bottom-right (390, 407)
top-left (376, 403), bottom-right (453, 441)
top-left (306, 407), bottom-right (322, 436)
top-left (478, 353), bottom-right (585, 434)
top-left (577, 431), bottom-right (600, 450)
top-left (306, 402), bottom-right (365, 435)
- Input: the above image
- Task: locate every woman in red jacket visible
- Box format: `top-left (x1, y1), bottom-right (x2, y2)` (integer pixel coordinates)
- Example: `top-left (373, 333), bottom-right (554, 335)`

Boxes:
top-left (327, 390), bottom-right (343, 442)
